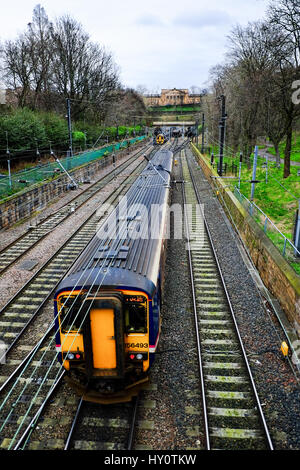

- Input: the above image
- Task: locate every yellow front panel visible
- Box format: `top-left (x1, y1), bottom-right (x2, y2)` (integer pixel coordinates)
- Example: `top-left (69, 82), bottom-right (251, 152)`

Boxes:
top-left (90, 308), bottom-right (116, 369)
top-left (61, 333), bottom-right (84, 355)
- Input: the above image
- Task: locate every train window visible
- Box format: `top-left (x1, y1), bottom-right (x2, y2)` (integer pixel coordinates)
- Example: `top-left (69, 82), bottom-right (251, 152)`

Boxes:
top-left (59, 295), bottom-right (83, 333)
top-left (124, 295), bottom-right (147, 334)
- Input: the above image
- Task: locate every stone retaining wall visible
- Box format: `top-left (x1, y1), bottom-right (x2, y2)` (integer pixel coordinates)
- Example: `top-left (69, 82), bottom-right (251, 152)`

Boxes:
top-left (191, 143), bottom-right (300, 330)
top-left (0, 140), bottom-right (147, 231)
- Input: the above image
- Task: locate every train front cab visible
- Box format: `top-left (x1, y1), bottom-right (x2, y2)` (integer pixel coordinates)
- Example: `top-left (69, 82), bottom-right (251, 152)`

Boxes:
top-left (55, 287), bottom-right (160, 403)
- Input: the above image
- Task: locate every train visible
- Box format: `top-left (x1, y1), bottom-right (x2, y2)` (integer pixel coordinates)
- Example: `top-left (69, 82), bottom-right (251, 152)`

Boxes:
top-left (154, 133), bottom-right (165, 145)
top-left (54, 148), bottom-right (173, 403)
top-left (185, 126), bottom-right (196, 138)
top-left (153, 126), bottom-right (162, 136)
top-left (152, 126), bottom-right (169, 146)
top-left (172, 128), bottom-right (182, 138)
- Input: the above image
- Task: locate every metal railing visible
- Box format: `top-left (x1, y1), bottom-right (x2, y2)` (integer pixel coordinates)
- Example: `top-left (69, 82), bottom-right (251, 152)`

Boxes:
top-left (234, 187), bottom-right (300, 262)
top-left (0, 136), bottom-right (146, 200)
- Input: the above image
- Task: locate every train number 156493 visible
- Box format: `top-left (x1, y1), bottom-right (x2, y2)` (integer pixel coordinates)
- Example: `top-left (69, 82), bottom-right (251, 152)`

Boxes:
top-left (125, 343), bottom-right (148, 349)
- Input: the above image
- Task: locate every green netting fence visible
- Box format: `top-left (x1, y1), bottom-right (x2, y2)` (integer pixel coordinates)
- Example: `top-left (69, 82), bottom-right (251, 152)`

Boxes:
top-left (0, 136), bottom-right (146, 200)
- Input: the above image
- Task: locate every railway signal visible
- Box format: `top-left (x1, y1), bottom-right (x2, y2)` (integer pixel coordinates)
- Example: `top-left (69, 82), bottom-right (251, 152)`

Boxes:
top-left (66, 98), bottom-right (73, 157)
top-left (251, 146), bottom-right (259, 201)
top-left (201, 114), bottom-right (205, 154)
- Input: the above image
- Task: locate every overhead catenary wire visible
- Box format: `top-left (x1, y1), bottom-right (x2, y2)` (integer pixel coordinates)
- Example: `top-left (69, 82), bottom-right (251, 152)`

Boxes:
top-left (0, 128), bottom-right (144, 165)
top-left (17, 149), bottom-right (166, 442)
top-left (2, 158), bottom-right (152, 447)
top-left (1, 145), bottom-right (170, 449)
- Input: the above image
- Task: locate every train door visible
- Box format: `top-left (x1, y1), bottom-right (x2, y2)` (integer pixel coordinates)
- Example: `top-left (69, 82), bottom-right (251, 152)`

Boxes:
top-left (90, 307), bottom-right (116, 369)
top-left (83, 294), bottom-right (125, 378)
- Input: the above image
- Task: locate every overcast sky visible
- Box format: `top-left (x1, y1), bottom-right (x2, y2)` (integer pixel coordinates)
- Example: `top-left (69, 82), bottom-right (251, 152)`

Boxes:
top-left (0, 0), bottom-right (269, 92)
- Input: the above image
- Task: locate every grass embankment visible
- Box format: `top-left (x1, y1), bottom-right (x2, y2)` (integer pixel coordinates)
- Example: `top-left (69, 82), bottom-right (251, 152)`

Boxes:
top-left (197, 145), bottom-right (300, 274)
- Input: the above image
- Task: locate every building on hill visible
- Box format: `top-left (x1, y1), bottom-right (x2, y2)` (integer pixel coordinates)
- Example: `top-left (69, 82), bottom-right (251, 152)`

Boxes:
top-left (143, 88), bottom-right (201, 107)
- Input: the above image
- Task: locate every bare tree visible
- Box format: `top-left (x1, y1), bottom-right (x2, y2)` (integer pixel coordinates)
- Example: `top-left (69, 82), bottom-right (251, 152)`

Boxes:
top-left (135, 84), bottom-right (148, 95)
top-left (50, 15), bottom-right (119, 120)
top-left (26, 4), bottom-right (53, 109)
top-left (268, 0), bottom-right (300, 177)
top-left (3, 34), bottom-right (34, 107)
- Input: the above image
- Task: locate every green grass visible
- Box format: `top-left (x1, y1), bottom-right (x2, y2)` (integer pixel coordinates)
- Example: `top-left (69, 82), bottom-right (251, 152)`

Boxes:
top-left (196, 145), bottom-right (300, 273)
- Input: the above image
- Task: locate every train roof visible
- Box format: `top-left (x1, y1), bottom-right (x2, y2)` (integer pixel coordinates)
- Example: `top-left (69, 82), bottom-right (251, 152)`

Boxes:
top-left (55, 148), bottom-right (173, 298)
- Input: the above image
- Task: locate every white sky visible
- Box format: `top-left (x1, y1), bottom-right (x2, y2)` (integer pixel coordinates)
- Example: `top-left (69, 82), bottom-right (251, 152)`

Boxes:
top-left (0, 0), bottom-right (269, 91)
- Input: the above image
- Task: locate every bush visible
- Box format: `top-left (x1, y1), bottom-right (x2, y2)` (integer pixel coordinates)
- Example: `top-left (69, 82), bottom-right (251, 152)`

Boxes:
top-left (72, 130), bottom-right (86, 148)
top-left (0, 108), bottom-right (47, 151)
top-left (0, 108), bottom-right (142, 156)
top-left (40, 112), bottom-right (69, 148)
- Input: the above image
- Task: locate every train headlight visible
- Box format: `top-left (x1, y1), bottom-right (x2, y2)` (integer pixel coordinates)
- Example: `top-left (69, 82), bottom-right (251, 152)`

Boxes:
top-left (66, 352), bottom-right (82, 360)
top-left (128, 352), bottom-right (146, 361)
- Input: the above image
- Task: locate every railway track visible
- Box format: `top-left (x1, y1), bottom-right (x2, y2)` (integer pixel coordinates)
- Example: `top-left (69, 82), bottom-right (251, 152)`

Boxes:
top-left (0, 143), bottom-right (151, 275)
top-left (63, 396), bottom-right (140, 450)
top-left (180, 148), bottom-right (274, 450)
top-left (0, 145), bottom-right (169, 450)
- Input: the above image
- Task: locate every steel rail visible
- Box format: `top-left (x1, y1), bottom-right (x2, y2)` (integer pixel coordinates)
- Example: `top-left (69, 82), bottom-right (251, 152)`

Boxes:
top-left (64, 398), bottom-right (83, 450)
top-left (12, 371), bottom-right (66, 450)
top-left (127, 394), bottom-right (140, 450)
top-left (64, 394), bottom-right (140, 451)
top-left (179, 148), bottom-right (211, 450)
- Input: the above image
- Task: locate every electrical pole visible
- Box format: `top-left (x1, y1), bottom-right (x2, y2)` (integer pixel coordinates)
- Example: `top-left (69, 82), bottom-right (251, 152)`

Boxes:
top-left (238, 152), bottom-right (243, 189)
top-left (67, 98), bottom-right (73, 157)
top-left (5, 131), bottom-right (12, 189)
top-left (294, 200), bottom-right (300, 257)
top-left (251, 146), bottom-right (259, 201)
top-left (218, 95), bottom-right (226, 176)
top-left (201, 113), bottom-right (205, 153)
